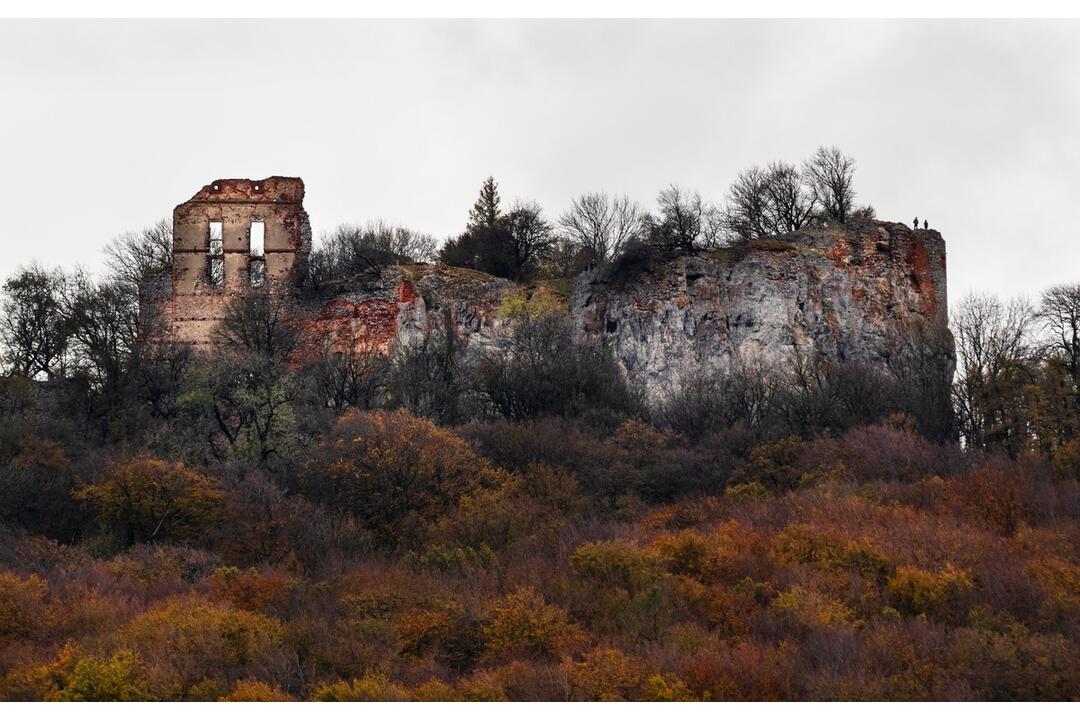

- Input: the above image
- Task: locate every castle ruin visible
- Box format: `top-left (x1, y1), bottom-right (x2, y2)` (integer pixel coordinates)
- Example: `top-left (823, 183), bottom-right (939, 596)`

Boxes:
top-left (150, 176), bottom-right (311, 347)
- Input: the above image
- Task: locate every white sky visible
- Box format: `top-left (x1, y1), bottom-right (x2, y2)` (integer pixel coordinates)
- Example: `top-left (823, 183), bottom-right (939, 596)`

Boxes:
top-left (0, 19), bottom-right (1078, 305)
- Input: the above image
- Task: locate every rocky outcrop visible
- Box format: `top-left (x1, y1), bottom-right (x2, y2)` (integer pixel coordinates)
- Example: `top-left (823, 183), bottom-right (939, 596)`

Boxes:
top-left (569, 222), bottom-right (954, 400)
top-left (150, 177), bottom-right (954, 406)
top-left (293, 264), bottom-right (515, 363)
top-left (152, 179), bottom-right (953, 407)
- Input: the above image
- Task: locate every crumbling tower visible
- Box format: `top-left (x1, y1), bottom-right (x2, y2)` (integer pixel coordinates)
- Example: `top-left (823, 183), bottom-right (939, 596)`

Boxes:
top-left (158, 176), bottom-right (311, 346)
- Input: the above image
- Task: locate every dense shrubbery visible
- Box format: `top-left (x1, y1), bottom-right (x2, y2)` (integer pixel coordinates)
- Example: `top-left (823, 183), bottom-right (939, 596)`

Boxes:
top-left (0, 387), bottom-right (1077, 700)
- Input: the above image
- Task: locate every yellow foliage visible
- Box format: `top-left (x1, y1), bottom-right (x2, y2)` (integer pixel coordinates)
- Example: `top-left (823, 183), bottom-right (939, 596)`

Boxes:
top-left (482, 586), bottom-right (583, 660)
top-left (566, 647), bottom-right (645, 700)
top-left (119, 595), bottom-right (283, 691)
top-left (411, 678), bottom-right (459, 701)
top-left (54, 649), bottom-right (169, 701)
top-left (771, 523), bottom-right (893, 583)
top-left (497, 287), bottom-right (565, 320)
top-left (1051, 437), bottom-right (1080, 481)
top-left (0, 640), bottom-right (81, 700)
top-left (724, 481), bottom-right (771, 499)
top-left (312, 672), bottom-right (410, 701)
top-left (223, 679), bottom-right (294, 701)
top-left (458, 670), bottom-right (509, 701)
top-left (0, 571), bottom-right (48, 641)
top-left (653, 531), bottom-right (710, 579)
top-left (570, 539), bottom-right (662, 593)
top-left (641, 673), bottom-right (696, 701)
top-left (308, 409), bottom-right (508, 544)
top-left (771, 586), bottom-right (856, 629)
top-left (886, 565), bottom-right (975, 622)
top-left (76, 455), bottom-right (222, 546)
top-left (1029, 557), bottom-right (1080, 617)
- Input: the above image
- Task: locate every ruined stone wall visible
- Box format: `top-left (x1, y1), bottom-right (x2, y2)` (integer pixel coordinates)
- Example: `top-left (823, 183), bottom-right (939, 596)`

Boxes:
top-left (148, 180), bottom-right (952, 407)
top-left (570, 221), bottom-right (953, 401)
top-left (292, 264), bottom-right (513, 365)
top-left (154, 177), bottom-right (310, 346)
top-left (151, 177), bottom-right (512, 360)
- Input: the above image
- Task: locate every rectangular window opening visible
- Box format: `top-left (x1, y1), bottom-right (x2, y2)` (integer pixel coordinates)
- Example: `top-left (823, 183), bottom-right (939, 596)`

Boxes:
top-left (250, 220), bottom-right (265, 257)
top-left (208, 235), bottom-right (224, 287)
top-left (209, 220), bottom-right (223, 241)
top-left (250, 258), bottom-right (266, 288)
top-left (209, 257), bottom-right (224, 287)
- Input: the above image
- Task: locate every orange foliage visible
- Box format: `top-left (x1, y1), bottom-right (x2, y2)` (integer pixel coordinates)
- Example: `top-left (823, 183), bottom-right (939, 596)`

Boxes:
top-left (76, 455), bottom-right (222, 546)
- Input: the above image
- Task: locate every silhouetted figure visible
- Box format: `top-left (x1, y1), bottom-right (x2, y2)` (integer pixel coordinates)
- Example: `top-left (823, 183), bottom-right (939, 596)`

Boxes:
top-left (913, 216), bottom-right (919, 229)
top-left (923, 219), bottom-right (928, 230)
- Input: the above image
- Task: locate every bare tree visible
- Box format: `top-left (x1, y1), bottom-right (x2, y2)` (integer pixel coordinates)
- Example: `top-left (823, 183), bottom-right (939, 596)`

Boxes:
top-left (951, 293), bottom-right (1039, 453)
top-left (723, 166), bottom-right (771, 241)
top-left (654, 355), bottom-right (778, 439)
top-left (803, 146), bottom-right (856, 224)
top-left (1039, 283), bottom-right (1080, 382)
top-left (103, 218), bottom-right (172, 297)
top-left (309, 337), bottom-right (390, 414)
top-left (559, 192), bottom-right (644, 264)
top-left (387, 316), bottom-right (469, 425)
top-left (0, 264), bottom-right (71, 379)
top-left (308, 222), bottom-right (437, 286)
top-left (646, 185), bottom-right (724, 252)
top-left (63, 272), bottom-right (141, 399)
top-left (763, 161), bottom-right (816, 234)
top-left (214, 292), bottom-right (298, 362)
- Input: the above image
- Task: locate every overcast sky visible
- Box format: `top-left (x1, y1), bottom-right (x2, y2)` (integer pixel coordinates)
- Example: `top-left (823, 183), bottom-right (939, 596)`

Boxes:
top-left (0, 19), bottom-right (1077, 305)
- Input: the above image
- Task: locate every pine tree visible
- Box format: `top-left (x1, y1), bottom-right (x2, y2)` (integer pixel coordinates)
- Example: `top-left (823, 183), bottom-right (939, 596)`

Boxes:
top-left (468, 176), bottom-right (501, 231)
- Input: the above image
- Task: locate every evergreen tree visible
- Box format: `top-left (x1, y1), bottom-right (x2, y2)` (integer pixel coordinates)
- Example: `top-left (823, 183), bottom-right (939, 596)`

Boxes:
top-left (468, 176), bottom-right (502, 231)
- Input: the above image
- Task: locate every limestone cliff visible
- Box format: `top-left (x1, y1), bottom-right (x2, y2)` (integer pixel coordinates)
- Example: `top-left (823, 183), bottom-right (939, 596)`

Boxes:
top-left (149, 178), bottom-right (954, 404)
top-left (293, 264), bottom-right (514, 364)
top-left (569, 222), bottom-right (953, 400)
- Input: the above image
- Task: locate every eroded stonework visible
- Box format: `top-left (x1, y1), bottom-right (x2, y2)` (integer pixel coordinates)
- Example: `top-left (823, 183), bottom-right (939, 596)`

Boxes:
top-left (150, 176), bottom-right (311, 346)
top-left (147, 177), bottom-right (512, 358)
top-left (570, 222), bottom-right (953, 400)
top-left (291, 264), bottom-right (513, 364)
top-left (148, 179), bottom-right (953, 405)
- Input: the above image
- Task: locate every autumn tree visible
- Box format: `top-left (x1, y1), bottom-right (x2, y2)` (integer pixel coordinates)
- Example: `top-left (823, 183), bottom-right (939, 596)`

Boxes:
top-left (77, 455), bottom-right (223, 546)
top-left (298, 409), bottom-right (506, 547)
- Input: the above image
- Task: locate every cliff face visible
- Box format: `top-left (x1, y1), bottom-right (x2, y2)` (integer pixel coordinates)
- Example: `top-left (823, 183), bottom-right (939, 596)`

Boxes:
top-left (569, 222), bottom-right (954, 400)
top-left (293, 264), bottom-right (514, 364)
top-left (151, 177), bottom-right (953, 405)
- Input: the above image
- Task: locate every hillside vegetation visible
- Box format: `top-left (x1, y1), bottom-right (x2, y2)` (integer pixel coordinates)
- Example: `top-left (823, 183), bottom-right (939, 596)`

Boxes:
top-left (1, 161), bottom-right (1079, 700)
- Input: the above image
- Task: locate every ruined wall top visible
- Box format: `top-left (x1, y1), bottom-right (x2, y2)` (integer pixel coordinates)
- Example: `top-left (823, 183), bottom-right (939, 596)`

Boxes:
top-left (183, 177), bottom-right (306, 205)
